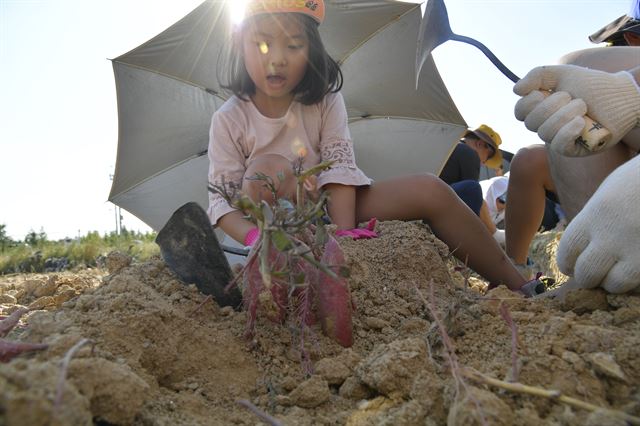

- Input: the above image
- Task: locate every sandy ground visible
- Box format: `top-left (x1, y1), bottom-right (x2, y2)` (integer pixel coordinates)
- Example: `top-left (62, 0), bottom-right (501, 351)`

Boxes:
top-left (1, 221), bottom-right (639, 425)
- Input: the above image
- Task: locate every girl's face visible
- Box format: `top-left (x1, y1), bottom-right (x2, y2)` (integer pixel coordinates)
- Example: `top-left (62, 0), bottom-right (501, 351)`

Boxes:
top-left (242, 14), bottom-right (309, 112)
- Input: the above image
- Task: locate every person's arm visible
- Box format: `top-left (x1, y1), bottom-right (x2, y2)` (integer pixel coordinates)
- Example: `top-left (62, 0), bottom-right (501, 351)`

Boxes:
top-left (316, 93), bottom-right (371, 231)
top-left (324, 183), bottom-right (356, 230)
top-left (218, 211), bottom-right (256, 245)
top-left (208, 110), bottom-right (256, 245)
top-left (459, 146), bottom-right (481, 181)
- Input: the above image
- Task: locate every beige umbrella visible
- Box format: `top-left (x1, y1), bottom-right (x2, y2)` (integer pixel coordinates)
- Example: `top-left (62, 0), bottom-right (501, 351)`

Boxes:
top-left (109, 0), bottom-right (466, 234)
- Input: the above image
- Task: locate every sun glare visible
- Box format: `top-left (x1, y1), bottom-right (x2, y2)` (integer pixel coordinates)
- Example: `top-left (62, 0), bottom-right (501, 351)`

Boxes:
top-left (229, 0), bottom-right (248, 25)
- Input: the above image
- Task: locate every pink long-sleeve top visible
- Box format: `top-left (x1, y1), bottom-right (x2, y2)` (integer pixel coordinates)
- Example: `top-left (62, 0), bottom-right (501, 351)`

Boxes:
top-left (207, 91), bottom-right (372, 226)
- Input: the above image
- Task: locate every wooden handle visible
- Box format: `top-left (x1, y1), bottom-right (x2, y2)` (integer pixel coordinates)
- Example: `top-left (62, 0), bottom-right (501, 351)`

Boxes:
top-left (576, 116), bottom-right (610, 152)
top-left (539, 91), bottom-right (610, 152)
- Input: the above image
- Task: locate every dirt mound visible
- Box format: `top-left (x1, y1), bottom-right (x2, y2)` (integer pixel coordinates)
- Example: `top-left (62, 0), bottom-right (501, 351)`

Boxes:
top-left (1, 221), bottom-right (639, 425)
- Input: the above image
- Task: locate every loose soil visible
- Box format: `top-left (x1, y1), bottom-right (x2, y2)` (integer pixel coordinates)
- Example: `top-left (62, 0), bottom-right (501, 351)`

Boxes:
top-left (1, 221), bottom-right (638, 425)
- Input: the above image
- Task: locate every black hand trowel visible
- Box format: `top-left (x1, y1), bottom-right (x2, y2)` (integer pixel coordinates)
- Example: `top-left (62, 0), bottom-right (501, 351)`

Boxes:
top-left (156, 202), bottom-right (242, 309)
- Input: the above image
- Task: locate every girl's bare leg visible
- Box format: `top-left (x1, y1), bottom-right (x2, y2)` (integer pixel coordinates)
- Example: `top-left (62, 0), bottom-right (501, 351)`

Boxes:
top-left (504, 145), bottom-right (555, 265)
top-left (354, 174), bottom-right (527, 290)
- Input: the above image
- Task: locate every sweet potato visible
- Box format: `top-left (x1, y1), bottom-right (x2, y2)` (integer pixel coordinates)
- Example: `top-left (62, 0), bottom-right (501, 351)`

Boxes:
top-left (292, 260), bottom-right (317, 327)
top-left (315, 235), bottom-right (353, 347)
top-left (243, 243), bottom-right (289, 327)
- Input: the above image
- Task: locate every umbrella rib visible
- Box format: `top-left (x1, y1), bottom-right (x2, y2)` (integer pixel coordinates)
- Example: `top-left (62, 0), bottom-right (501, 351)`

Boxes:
top-left (348, 115), bottom-right (465, 127)
top-left (111, 59), bottom-right (229, 104)
top-left (337, 5), bottom-right (420, 66)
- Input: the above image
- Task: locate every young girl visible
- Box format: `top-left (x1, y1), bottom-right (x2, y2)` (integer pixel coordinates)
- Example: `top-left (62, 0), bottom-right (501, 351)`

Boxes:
top-left (207, 0), bottom-right (540, 295)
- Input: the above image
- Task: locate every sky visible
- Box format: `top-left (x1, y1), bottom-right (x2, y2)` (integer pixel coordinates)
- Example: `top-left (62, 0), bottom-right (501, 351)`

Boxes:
top-left (0, 0), bottom-right (629, 241)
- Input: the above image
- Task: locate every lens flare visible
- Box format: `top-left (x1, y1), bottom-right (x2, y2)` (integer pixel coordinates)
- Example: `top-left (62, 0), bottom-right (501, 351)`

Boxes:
top-left (291, 138), bottom-right (307, 158)
top-left (229, 0), bottom-right (248, 26)
top-left (259, 41), bottom-right (269, 54)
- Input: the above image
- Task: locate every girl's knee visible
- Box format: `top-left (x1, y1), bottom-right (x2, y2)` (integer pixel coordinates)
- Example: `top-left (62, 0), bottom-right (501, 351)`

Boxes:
top-left (243, 154), bottom-right (296, 201)
top-left (245, 154), bottom-right (292, 177)
top-left (411, 173), bottom-right (442, 189)
top-left (409, 174), bottom-right (456, 205)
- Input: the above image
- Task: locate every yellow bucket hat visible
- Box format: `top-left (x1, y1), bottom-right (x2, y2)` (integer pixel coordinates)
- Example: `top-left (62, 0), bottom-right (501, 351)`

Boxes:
top-left (245, 0), bottom-right (325, 24)
top-left (464, 124), bottom-right (503, 169)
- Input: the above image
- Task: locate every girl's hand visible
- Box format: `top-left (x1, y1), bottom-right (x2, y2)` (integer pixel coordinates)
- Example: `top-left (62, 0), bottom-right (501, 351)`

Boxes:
top-left (302, 175), bottom-right (320, 202)
top-left (303, 175), bottom-right (317, 192)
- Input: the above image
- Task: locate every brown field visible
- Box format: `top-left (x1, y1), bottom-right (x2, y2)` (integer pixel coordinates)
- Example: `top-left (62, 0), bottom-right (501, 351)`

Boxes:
top-left (1, 221), bottom-right (638, 425)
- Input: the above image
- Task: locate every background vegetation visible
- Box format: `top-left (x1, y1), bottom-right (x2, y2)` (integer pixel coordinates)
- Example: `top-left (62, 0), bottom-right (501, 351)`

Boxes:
top-left (0, 224), bottom-right (159, 274)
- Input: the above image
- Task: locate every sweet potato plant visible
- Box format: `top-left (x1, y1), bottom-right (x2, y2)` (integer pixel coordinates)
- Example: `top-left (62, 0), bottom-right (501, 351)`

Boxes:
top-left (209, 159), bottom-right (353, 349)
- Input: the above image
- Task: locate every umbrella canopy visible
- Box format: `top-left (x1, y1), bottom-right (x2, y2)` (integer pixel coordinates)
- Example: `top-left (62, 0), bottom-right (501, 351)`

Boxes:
top-left (110, 0), bottom-right (466, 232)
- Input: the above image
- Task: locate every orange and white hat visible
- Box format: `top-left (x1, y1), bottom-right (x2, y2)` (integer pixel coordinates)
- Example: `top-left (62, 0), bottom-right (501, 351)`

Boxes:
top-left (244, 0), bottom-right (325, 24)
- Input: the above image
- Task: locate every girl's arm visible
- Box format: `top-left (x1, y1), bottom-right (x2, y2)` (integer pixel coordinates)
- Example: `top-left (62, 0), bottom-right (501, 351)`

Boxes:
top-left (209, 110), bottom-right (253, 244)
top-left (324, 183), bottom-right (356, 230)
top-left (317, 93), bottom-right (372, 229)
top-left (217, 210), bottom-right (256, 246)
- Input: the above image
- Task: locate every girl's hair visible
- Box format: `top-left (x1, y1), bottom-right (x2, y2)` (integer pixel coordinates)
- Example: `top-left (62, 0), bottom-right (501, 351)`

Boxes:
top-left (219, 14), bottom-right (343, 105)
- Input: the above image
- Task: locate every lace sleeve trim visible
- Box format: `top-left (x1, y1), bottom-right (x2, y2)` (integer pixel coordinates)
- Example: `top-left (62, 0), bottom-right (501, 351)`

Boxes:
top-left (320, 137), bottom-right (358, 169)
top-left (318, 138), bottom-right (371, 187)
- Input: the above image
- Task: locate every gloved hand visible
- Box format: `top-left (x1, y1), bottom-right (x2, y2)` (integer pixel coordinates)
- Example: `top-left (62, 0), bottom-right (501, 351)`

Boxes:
top-left (514, 65), bottom-right (640, 156)
top-left (557, 156), bottom-right (640, 293)
top-left (335, 218), bottom-right (378, 240)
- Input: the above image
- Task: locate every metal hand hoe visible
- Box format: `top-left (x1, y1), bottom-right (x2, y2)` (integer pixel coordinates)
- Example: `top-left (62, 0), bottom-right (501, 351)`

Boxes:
top-left (416, 0), bottom-right (610, 151)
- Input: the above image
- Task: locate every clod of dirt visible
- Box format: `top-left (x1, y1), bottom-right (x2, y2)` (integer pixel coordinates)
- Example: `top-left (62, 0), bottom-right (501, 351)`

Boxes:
top-left (277, 375), bottom-right (331, 408)
top-left (447, 386), bottom-right (515, 426)
top-left (558, 288), bottom-right (610, 314)
top-left (105, 251), bottom-right (132, 274)
top-left (356, 337), bottom-right (429, 400)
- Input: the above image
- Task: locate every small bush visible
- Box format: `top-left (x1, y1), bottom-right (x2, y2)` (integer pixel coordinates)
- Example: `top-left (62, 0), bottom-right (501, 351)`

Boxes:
top-left (0, 231), bottom-right (159, 275)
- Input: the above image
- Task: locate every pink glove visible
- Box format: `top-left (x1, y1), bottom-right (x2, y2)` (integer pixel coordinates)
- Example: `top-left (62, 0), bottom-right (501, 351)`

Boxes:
top-left (243, 227), bottom-right (260, 247)
top-left (335, 218), bottom-right (378, 240)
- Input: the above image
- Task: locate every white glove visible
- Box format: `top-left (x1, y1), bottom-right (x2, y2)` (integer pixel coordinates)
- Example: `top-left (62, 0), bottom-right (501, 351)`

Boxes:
top-left (514, 65), bottom-right (640, 156)
top-left (557, 156), bottom-right (640, 293)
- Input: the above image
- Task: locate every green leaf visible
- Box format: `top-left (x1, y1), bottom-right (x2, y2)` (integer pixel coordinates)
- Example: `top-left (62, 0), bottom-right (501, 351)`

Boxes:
top-left (271, 270), bottom-right (289, 278)
top-left (292, 242), bottom-right (311, 256)
top-left (293, 272), bottom-right (306, 284)
top-left (272, 230), bottom-right (292, 251)
top-left (261, 201), bottom-right (274, 223)
top-left (315, 222), bottom-right (328, 246)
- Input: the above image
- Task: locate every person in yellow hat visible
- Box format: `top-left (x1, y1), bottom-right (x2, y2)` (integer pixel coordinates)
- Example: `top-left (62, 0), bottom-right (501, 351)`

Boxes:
top-left (439, 124), bottom-right (503, 187)
top-left (438, 124), bottom-right (505, 243)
